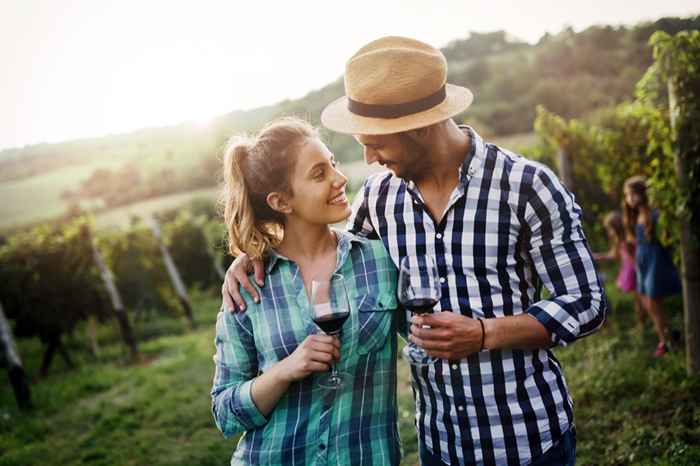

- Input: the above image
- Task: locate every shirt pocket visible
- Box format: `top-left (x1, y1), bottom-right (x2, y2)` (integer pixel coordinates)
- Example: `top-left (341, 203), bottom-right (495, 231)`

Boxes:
top-left (354, 290), bottom-right (397, 355)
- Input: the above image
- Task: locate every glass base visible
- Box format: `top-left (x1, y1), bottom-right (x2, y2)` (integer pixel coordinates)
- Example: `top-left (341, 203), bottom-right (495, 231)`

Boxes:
top-left (318, 371), bottom-right (350, 389)
top-left (402, 343), bottom-right (437, 367)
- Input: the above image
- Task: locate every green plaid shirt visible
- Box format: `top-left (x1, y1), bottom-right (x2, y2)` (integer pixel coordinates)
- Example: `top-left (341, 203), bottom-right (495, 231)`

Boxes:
top-left (211, 231), bottom-right (402, 465)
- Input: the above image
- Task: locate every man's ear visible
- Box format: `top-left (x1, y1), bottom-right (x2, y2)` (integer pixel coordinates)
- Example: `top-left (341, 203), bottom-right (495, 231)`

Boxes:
top-left (266, 192), bottom-right (292, 215)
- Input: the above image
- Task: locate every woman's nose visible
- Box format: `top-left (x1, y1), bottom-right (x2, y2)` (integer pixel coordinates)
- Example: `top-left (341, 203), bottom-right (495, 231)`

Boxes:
top-left (333, 168), bottom-right (348, 187)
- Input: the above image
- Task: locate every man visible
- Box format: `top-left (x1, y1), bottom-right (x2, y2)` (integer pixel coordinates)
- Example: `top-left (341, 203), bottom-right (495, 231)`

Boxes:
top-left (223, 36), bottom-right (606, 465)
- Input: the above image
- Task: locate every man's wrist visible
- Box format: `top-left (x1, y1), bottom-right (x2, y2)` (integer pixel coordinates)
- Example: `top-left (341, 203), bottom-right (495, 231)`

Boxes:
top-left (478, 319), bottom-right (486, 351)
top-left (482, 317), bottom-right (498, 350)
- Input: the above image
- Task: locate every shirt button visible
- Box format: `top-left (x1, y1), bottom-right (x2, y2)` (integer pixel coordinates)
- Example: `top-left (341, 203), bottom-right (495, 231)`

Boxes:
top-left (457, 405), bottom-right (465, 412)
top-left (436, 233), bottom-right (442, 239)
top-left (439, 277), bottom-right (446, 284)
top-left (451, 364), bottom-right (458, 370)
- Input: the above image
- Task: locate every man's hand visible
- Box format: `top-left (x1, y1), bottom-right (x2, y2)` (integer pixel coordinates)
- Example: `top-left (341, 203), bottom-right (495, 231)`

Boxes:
top-left (409, 311), bottom-right (483, 360)
top-left (221, 253), bottom-right (266, 312)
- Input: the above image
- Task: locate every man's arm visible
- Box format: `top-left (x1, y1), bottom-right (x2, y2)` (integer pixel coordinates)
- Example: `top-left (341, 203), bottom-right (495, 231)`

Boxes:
top-left (410, 312), bottom-right (550, 360)
top-left (346, 178), bottom-right (378, 239)
top-left (521, 166), bottom-right (607, 346)
top-left (410, 165), bottom-right (607, 359)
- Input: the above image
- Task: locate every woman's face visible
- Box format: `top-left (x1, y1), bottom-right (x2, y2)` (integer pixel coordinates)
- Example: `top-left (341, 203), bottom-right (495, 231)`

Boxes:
top-left (624, 188), bottom-right (641, 208)
top-left (284, 138), bottom-right (351, 225)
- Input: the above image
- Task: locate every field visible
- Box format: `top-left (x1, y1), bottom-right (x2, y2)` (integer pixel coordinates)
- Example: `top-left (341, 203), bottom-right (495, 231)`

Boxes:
top-left (1, 278), bottom-right (698, 466)
top-left (0, 154), bottom-right (388, 233)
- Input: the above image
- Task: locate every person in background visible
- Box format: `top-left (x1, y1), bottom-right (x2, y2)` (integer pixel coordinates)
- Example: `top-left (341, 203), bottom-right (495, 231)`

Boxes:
top-left (622, 175), bottom-right (682, 357)
top-left (593, 211), bottom-right (645, 324)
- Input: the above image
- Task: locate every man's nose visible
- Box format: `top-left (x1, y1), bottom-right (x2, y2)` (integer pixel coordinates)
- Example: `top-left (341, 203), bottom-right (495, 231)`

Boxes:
top-left (363, 147), bottom-right (378, 165)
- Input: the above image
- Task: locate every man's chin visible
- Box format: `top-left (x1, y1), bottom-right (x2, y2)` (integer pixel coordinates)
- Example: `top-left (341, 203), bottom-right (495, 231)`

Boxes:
top-left (384, 165), bottom-right (405, 179)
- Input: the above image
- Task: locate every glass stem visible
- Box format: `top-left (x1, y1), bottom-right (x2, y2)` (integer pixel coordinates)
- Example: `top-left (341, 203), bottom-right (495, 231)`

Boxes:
top-left (331, 332), bottom-right (339, 380)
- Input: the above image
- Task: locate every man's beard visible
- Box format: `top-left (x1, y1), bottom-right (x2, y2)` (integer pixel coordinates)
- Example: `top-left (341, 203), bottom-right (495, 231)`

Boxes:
top-left (394, 135), bottom-right (429, 182)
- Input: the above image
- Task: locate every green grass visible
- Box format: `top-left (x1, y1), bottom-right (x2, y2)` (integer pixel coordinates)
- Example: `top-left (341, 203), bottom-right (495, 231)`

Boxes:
top-left (1, 279), bottom-right (699, 465)
top-left (92, 188), bottom-right (220, 230)
top-left (552, 282), bottom-right (700, 465)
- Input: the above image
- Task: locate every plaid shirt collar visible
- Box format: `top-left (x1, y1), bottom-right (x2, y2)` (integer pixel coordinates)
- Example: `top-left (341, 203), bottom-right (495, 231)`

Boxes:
top-left (264, 229), bottom-right (368, 275)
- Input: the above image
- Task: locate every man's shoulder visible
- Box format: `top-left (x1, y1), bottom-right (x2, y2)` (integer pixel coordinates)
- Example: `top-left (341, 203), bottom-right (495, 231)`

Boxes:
top-left (485, 143), bottom-right (558, 186)
top-left (362, 170), bottom-right (401, 192)
top-left (486, 143), bottom-right (546, 171)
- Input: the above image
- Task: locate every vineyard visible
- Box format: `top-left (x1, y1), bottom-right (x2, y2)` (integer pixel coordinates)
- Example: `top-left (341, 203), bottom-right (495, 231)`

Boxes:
top-left (1, 22), bottom-right (699, 466)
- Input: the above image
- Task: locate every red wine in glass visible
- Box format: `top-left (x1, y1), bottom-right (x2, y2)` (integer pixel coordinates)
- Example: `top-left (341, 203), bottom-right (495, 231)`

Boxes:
top-left (403, 298), bottom-right (438, 315)
top-left (399, 255), bottom-right (441, 366)
top-left (313, 312), bottom-right (350, 335)
top-left (311, 274), bottom-right (351, 390)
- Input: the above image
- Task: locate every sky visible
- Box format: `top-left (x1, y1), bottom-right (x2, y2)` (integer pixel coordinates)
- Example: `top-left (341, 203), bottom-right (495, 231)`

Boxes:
top-left (1, 0), bottom-right (698, 151)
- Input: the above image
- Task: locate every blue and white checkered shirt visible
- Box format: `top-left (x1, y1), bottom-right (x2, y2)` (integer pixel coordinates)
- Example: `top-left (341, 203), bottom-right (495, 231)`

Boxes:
top-left (347, 127), bottom-right (607, 465)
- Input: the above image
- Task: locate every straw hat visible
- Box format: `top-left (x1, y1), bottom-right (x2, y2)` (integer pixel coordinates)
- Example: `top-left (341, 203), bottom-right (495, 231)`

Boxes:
top-left (321, 36), bottom-right (473, 135)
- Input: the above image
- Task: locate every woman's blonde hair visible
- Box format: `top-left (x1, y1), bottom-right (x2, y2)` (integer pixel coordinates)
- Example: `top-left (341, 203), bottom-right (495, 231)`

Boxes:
top-left (220, 117), bottom-right (318, 259)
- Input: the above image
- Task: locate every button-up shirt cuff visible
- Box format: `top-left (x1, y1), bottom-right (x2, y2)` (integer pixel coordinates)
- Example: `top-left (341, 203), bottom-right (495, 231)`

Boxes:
top-left (526, 300), bottom-right (580, 347)
top-left (232, 379), bottom-right (269, 429)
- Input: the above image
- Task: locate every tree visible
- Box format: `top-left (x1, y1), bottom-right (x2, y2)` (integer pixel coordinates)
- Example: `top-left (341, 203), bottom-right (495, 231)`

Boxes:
top-left (642, 30), bottom-right (700, 375)
top-left (0, 301), bottom-right (31, 410)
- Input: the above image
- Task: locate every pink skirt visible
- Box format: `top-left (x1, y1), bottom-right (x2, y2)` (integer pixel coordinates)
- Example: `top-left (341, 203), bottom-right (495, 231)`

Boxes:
top-left (616, 249), bottom-right (636, 293)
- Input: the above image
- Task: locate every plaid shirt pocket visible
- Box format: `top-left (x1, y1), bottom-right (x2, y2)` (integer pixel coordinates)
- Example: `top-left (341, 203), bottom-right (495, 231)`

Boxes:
top-left (355, 291), bottom-right (396, 354)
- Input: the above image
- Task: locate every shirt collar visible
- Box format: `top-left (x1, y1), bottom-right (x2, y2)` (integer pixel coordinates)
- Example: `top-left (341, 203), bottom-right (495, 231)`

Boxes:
top-left (264, 228), bottom-right (368, 275)
top-left (458, 125), bottom-right (486, 185)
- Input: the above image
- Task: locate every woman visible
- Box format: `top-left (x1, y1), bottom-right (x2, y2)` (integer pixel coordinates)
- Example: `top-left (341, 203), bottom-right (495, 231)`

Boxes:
top-left (211, 117), bottom-right (401, 465)
top-left (622, 176), bottom-right (682, 357)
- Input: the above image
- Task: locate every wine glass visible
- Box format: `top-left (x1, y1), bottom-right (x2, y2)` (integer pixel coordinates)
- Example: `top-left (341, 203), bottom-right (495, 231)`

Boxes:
top-left (311, 273), bottom-right (351, 389)
top-left (399, 255), bottom-right (441, 366)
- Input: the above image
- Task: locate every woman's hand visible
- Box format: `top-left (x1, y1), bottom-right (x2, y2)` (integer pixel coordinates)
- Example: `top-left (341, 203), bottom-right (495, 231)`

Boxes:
top-left (250, 334), bottom-right (341, 416)
top-left (278, 335), bottom-right (340, 383)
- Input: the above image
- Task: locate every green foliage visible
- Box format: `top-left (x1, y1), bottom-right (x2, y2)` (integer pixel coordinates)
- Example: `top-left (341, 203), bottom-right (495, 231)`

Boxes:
top-left (637, 30), bottom-right (700, 246)
top-left (532, 106), bottom-right (614, 240)
top-left (1, 284), bottom-right (698, 465)
top-left (0, 217), bottom-right (111, 341)
top-left (96, 208), bottom-right (227, 317)
top-left (162, 212), bottom-right (221, 290)
top-left (554, 281), bottom-right (699, 465)
top-left (98, 221), bottom-right (174, 316)
top-left (0, 293), bottom-right (232, 466)
top-left (533, 27), bottom-right (700, 252)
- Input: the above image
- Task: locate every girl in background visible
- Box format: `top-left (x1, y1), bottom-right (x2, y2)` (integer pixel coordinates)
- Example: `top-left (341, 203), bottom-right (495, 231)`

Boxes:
top-left (622, 176), bottom-right (682, 357)
top-left (593, 211), bottom-right (645, 324)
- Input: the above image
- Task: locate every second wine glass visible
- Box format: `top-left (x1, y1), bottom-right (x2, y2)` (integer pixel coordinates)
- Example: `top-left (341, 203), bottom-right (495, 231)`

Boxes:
top-left (399, 255), bottom-right (441, 366)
